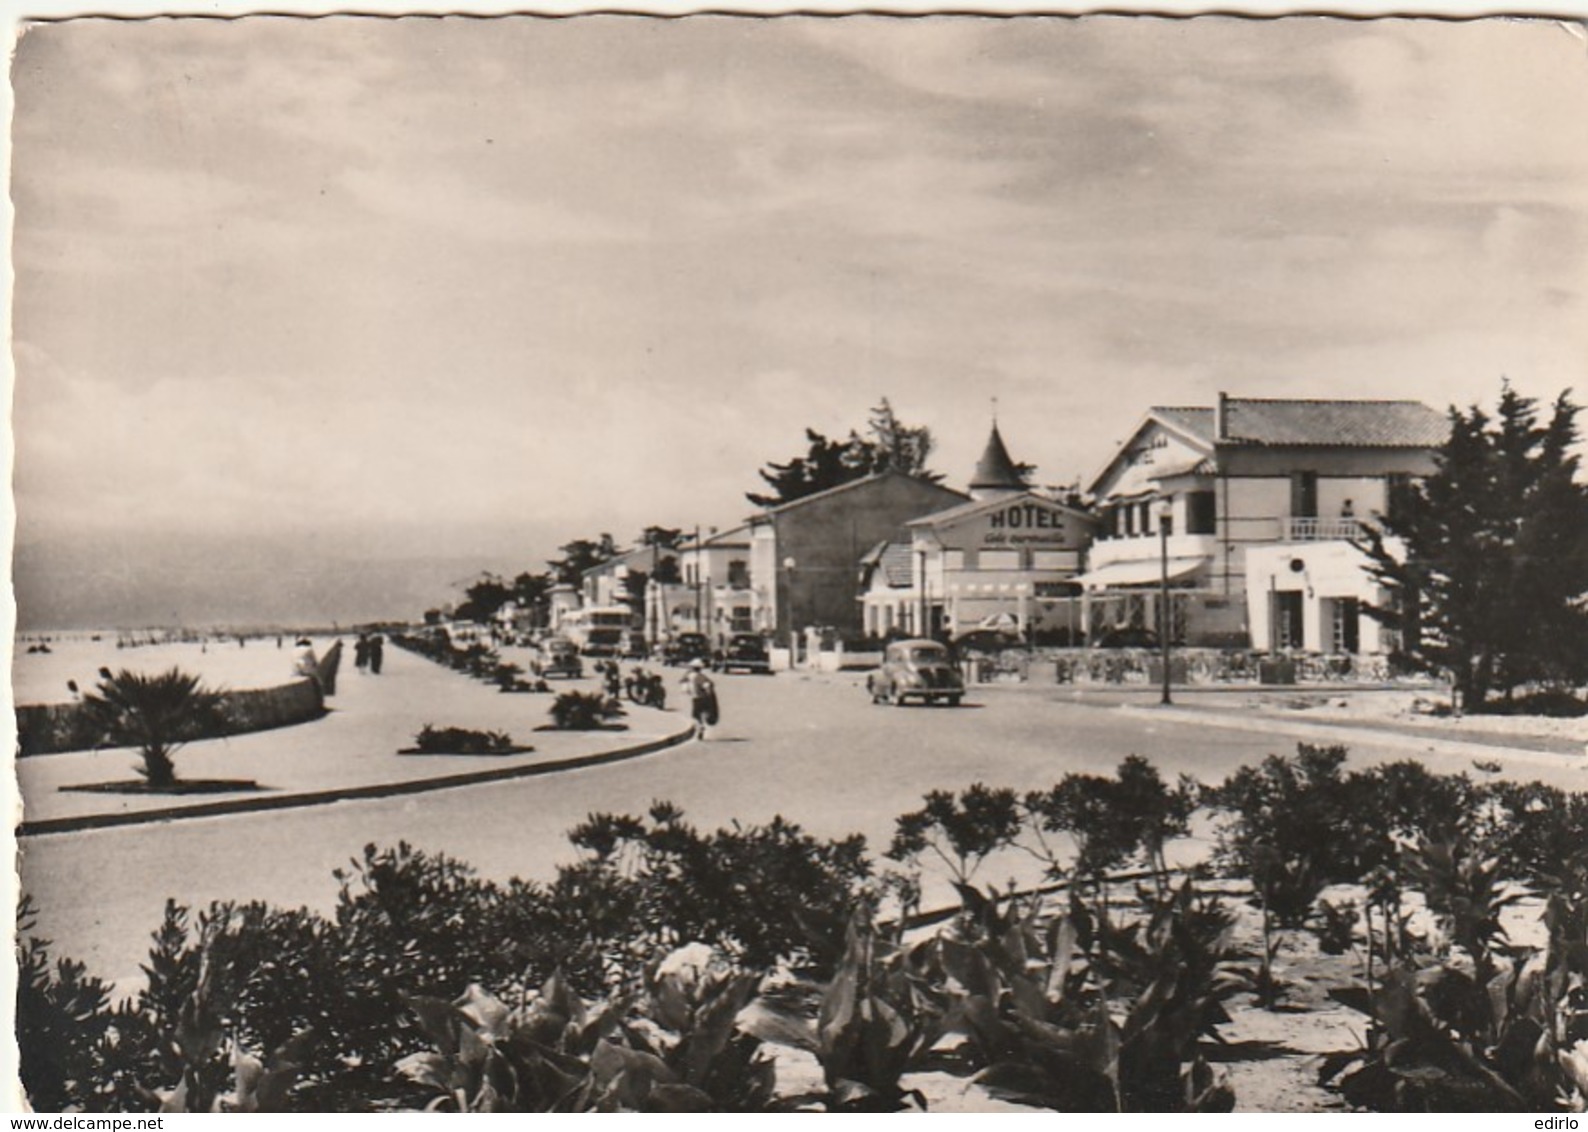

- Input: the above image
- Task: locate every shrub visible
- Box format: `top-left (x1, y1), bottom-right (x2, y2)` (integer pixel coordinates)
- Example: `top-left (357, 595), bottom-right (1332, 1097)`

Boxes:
top-left (17, 898), bottom-right (119, 1112)
top-left (888, 784), bottom-right (1023, 886)
top-left (549, 691), bottom-right (624, 730)
top-left (411, 725), bottom-right (515, 754)
top-left (562, 805), bottom-right (872, 975)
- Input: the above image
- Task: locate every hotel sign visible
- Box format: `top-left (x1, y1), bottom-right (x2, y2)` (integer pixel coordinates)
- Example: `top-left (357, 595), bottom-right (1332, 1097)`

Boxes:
top-left (943, 500), bottom-right (1084, 549)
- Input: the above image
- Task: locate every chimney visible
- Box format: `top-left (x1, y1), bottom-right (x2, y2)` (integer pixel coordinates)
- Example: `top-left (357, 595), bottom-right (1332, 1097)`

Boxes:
top-left (1215, 391), bottom-right (1229, 442)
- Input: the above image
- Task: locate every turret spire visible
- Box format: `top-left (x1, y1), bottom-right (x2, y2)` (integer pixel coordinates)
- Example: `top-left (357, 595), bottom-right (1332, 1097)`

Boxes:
top-left (969, 420), bottom-right (1025, 500)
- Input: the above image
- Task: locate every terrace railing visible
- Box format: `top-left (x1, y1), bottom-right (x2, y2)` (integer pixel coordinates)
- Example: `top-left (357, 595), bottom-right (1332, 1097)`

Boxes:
top-left (1283, 517), bottom-right (1366, 542)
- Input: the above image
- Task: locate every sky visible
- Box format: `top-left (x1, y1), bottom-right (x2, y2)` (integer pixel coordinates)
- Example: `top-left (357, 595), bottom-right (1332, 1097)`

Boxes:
top-left (10, 15), bottom-right (1588, 629)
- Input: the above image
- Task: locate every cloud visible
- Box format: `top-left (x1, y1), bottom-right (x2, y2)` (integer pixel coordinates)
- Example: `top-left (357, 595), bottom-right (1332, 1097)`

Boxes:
top-left (11, 15), bottom-right (1588, 627)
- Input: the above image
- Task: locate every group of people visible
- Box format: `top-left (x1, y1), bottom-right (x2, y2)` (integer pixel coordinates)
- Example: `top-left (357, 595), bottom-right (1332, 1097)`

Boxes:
top-left (591, 655), bottom-right (719, 740)
top-left (354, 633), bottom-right (385, 675)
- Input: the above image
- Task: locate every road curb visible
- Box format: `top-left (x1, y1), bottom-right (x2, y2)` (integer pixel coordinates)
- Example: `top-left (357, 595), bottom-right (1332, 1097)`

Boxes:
top-left (18, 725), bottom-right (698, 838)
top-left (1112, 704), bottom-right (1582, 770)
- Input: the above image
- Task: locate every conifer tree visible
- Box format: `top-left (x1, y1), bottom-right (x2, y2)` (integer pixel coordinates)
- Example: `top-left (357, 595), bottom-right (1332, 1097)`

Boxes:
top-left (1359, 385), bottom-right (1588, 710)
top-left (746, 401), bottom-right (941, 506)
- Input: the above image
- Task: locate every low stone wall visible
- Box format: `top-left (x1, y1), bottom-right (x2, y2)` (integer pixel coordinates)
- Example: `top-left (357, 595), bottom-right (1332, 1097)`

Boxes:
top-left (969, 647), bottom-right (1399, 686)
top-left (16, 678), bottom-right (326, 757)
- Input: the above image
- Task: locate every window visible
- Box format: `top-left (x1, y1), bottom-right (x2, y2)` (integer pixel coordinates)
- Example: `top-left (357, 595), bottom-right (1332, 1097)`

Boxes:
top-left (1290, 472), bottom-right (1319, 519)
top-left (1031, 550), bottom-right (1070, 570)
top-left (1187, 490), bottom-right (1217, 535)
top-left (1138, 501), bottom-right (1152, 533)
top-left (979, 550), bottom-right (1020, 571)
top-left (726, 559), bottom-right (750, 589)
top-left (942, 549), bottom-right (965, 571)
top-left (731, 606), bottom-right (753, 632)
top-left (1124, 505), bottom-right (1136, 536)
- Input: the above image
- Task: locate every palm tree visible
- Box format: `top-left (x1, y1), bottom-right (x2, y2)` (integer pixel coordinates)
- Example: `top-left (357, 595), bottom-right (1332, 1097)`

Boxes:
top-left (81, 668), bottom-right (228, 788)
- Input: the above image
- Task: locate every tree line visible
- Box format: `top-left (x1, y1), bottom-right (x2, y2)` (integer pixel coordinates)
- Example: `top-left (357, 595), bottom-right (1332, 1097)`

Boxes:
top-left (435, 399), bottom-right (944, 627)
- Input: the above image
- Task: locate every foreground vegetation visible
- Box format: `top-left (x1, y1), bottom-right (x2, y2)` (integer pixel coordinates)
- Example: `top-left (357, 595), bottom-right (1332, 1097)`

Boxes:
top-left (19, 746), bottom-right (1588, 1112)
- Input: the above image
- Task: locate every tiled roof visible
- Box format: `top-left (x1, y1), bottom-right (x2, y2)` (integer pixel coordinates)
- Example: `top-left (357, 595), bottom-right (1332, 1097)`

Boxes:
top-left (878, 542), bottom-right (915, 587)
top-left (908, 491), bottom-right (1096, 528)
top-left (1151, 456), bottom-right (1218, 480)
top-left (1152, 399), bottom-right (1447, 448)
top-left (753, 471), bottom-right (968, 517)
top-left (860, 539), bottom-right (915, 588)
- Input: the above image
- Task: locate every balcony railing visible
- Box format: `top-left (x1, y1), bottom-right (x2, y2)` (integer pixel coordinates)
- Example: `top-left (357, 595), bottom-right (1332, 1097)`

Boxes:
top-left (1284, 517), bottom-right (1366, 542)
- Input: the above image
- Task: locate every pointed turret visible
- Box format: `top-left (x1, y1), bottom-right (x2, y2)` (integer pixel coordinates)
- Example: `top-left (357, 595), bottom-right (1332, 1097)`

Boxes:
top-left (969, 423), bottom-right (1025, 501)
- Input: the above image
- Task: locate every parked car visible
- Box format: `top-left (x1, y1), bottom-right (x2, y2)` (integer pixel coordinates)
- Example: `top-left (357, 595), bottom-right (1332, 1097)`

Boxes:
top-left (538, 637), bottom-right (583, 679)
top-left (715, 633), bottom-right (771, 674)
top-left (866, 638), bottom-right (964, 707)
top-left (951, 629), bottom-right (1021, 655)
top-left (1094, 626), bottom-right (1159, 649)
top-left (663, 632), bottom-right (712, 667)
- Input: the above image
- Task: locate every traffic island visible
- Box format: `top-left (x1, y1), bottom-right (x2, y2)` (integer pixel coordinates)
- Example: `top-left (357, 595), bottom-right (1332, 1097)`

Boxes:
top-left (59, 778), bottom-right (265, 796)
top-left (19, 722), bottom-right (696, 837)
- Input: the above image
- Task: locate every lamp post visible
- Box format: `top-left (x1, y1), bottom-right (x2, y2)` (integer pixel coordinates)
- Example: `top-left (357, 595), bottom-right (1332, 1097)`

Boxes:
top-left (1157, 497), bottom-right (1174, 706)
top-left (782, 556), bottom-right (797, 670)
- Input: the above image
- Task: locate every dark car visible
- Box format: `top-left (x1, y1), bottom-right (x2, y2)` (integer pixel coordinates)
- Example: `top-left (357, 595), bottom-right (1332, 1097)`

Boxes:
top-left (664, 632), bottom-right (711, 666)
top-left (1094, 626), bottom-right (1159, 649)
top-left (951, 629), bottom-right (1021, 655)
top-left (538, 637), bottom-right (583, 679)
top-left (715, 633), bottom-right (771, 674)
top-left (866, 638), bottom-right (964, 707)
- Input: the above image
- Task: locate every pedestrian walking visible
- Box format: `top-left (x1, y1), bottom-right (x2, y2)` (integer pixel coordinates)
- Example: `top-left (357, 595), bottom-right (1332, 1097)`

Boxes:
top-left (369, 634), bottom-right (385, 675)
top-left (354, 633), bottom-right (371, 672)
top-left (680, 659), bottom-right (718, 740)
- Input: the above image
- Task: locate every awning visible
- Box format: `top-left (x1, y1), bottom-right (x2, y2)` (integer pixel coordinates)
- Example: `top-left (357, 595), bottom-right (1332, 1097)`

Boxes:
top-left (1074, 558), bottom-right (1206, 589)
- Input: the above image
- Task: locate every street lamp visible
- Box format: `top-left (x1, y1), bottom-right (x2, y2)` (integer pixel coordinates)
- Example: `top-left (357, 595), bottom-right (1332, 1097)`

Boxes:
top-left (782, 556), bottom-right (797, 670)
top-left (1157, 497), bottom-right (1174, 706)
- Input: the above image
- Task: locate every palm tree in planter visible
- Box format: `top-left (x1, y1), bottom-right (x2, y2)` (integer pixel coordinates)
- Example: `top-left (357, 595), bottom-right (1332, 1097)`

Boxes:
top-left (81, 668), bottom-right (229, 788)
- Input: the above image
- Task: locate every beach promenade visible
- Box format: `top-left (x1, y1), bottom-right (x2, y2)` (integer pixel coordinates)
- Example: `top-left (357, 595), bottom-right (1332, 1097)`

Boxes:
top-left (15, 642), bottom-right (689, 831)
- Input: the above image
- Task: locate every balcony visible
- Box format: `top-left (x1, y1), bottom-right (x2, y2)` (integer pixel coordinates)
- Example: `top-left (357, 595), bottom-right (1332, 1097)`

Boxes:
top-left (1282, 517), bottom-right (1366, 542)
top-left (1086, 533), bottom-right (1217, 572)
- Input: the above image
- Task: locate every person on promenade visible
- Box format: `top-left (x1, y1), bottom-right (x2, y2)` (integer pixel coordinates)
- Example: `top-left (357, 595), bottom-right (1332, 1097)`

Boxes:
top-left (680, 659), bottom-right (718, 741)
top-left (294, 640), bottom-right (322, 694)
top-left (369, 634), bottom-right (385, 675)
top-left (354, 633), bottom-right (371, 672)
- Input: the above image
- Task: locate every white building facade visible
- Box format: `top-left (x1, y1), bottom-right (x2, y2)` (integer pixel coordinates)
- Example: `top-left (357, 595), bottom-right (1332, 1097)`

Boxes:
top-left (1082, 394), bottom-right (1445, 653)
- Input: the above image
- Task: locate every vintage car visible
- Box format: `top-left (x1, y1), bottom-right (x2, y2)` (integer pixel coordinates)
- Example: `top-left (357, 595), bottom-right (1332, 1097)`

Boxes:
top-left (715, 633), bottom-right (771, 674)
top-left (866, 638), bottom-right (965, 707)
top-left (537, 637), bottom-right (584, 679)
top-left (663, 632), bottom-right (712, 667)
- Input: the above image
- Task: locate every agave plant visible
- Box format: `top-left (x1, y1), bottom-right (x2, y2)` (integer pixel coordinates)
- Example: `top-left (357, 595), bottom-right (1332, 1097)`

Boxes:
top-left (741, 910), bottom-right (944, 1112)
top-left (935, 882), bottom-right (1238, 1113)
top-left (1322, 839), bottom-right (1588, 1112)
top-left (396, 975), bottom-right (723, 1112)
top-left (81, 668), bottom-right (229, 787)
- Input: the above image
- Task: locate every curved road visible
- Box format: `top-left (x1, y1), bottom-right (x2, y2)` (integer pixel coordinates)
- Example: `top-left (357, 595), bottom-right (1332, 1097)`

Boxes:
top-left (19, 669), bottom-right (1570, 985)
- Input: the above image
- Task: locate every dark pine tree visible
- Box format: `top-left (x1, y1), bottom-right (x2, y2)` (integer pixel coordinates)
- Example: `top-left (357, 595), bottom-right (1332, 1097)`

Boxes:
top-left (548, 534), bottom-right (617, 585)
top-left (1359, 385), bottom-right (1588, 710)
top-left (746, 401), bottom-right (941, 507)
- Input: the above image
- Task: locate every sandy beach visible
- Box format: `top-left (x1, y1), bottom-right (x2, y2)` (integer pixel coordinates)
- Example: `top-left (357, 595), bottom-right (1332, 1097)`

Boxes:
top-left (11, 632), bottom-right (343, 707)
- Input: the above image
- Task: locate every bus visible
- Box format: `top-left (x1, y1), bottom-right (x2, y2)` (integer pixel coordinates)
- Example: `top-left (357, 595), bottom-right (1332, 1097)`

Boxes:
top-left (560, 606), bottom-right (635, 657)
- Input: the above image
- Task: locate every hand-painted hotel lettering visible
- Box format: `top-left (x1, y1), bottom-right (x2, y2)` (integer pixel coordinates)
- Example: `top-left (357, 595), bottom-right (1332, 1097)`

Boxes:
top-left (988, 503), bottom-right (1067, 533)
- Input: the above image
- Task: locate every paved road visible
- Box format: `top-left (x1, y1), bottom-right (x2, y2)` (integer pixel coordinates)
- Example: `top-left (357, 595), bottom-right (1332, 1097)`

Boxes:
top-left (19, 669), bottom-right (1582, 986)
